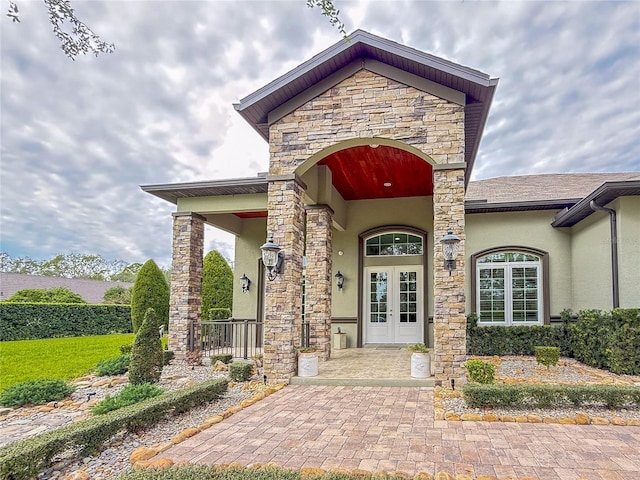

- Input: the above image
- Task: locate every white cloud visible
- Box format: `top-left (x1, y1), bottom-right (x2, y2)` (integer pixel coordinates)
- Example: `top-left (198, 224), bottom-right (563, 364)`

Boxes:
top-left (1, 0), bottom-right (638, 268)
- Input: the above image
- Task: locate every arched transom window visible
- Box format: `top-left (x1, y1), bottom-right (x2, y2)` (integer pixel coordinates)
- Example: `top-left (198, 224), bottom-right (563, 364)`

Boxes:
top-left (476, 251), bottom-right (542, 325)
top-left (365, 232), bottom-right (423, 257)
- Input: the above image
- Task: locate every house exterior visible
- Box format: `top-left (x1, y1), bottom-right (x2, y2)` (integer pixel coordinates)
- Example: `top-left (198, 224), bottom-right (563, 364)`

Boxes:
top-left (142, 30), bottom-right (640, 384)
top-left (0, 272), bottom-right (133, 304)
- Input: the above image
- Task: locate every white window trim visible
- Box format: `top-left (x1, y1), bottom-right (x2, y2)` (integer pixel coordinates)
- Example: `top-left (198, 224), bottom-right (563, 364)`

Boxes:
top-left (476, 259), bottom-right (543, 326)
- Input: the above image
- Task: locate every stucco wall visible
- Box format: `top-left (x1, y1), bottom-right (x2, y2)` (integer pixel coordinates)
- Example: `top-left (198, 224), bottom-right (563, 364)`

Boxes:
top-left (332, 196), bottom-right (435, 319)
top-left (232, 218), bottom-right (267, 319)
top-left (618, 196), bottom-right (640, 307)
top-left (465, 210), bottom-right (572, 316)
top-left (570, 210), bottom-right (612, 310)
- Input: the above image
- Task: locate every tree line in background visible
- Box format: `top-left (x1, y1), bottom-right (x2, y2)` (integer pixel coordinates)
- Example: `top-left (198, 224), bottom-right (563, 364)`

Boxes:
top-left (1, 251), bottom-right (233, 326)
top-left (0, 252), bottom-right (163, 282)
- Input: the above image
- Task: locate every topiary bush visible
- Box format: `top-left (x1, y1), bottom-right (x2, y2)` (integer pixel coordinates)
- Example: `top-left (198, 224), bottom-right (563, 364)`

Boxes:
top-left (130, 259), bottom-right (169, 333)
top-left (228, 362), bottom-right (253, 382)
top-left (0, 379), bottom-right (75, 407)
top-left (128, 308), bottom-right (163, 385)
top-left (202, 250), bottom-right (233, 315)
top-left (90, 383), bottom-right (163, 415)
top-left (95, 354), bottom-right (131, 376)
top-left (534, 346), bottom-right (560, 369)
top-left (463, 359), bottom-right (495, 384)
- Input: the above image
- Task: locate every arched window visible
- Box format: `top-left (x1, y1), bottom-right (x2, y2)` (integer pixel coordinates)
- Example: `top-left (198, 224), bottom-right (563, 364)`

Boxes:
top-left (365, 232), bottom-right (423, 257)
top-left (473, 249), bottom-right (547, 325)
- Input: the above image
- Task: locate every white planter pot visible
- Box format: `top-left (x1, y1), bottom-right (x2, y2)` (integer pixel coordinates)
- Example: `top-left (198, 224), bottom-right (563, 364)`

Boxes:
top-left (298, 352), bottom-right (319, 377)
top-left (410, 352), bottom-right (431, 378)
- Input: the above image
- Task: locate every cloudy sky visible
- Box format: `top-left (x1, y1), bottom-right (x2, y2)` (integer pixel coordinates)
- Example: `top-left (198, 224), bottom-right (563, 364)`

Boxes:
top-left (1, 0), bottom-right (639, 270)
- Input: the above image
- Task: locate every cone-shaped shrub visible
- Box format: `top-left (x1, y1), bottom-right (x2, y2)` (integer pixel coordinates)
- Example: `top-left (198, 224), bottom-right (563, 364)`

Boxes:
top-left (130, 259), bottom-right (169, 333)
top-left (128, 308), bottom-right (163, 385)
top-left (202, 250), bottom-right (233, 314)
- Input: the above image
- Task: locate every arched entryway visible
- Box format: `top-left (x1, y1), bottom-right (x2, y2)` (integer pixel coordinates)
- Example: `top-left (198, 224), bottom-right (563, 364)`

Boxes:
top-left (357, 226), bottom-right (429, 347)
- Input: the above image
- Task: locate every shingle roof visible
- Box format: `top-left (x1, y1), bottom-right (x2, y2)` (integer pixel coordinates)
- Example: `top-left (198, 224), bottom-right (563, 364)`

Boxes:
top-left (466, 172), bottom-right (640, 204)
top-left (0, 273), bottom-right (133, 304)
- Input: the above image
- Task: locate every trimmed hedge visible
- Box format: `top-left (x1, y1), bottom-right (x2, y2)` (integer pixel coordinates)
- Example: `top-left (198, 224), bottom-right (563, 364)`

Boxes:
top-left (466, 309), bottom-right (640, 375)
top-left (0, 378), bottom-right (228, 480)
top-left (0, 303), bottom-right (132, 341)
top-left (466, 313), bottom-right (571, 357)
top-left (207, 308), bottom-right (232, 320)
top-left (116, 464), bottom-right (413, 479)
top-left (463, 383), bottom-right (640, 409)
top-left (569, 308), bottom-right (640, 375)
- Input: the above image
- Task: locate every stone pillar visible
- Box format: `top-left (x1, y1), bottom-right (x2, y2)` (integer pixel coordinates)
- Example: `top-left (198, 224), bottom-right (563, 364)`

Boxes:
top-left (263, 176), bottom-right (306, 383)
top-left (432, 168), bottom-right (466, 381)
top-left (168, 212), bottom-right (205, 360)
top-left (304, 205), bottom-right (333, 361)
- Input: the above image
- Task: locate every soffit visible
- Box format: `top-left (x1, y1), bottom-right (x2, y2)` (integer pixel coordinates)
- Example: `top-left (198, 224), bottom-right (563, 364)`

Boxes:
top-left (140, 176), bottom-right (268, 204)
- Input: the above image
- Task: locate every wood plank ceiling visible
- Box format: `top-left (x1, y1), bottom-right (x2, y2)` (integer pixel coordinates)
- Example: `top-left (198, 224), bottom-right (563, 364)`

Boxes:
top-left (318, 145), bottom-right (433, 200)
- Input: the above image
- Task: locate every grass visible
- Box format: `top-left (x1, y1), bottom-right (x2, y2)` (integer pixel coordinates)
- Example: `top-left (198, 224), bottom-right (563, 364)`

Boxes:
top-left (0, 334), bottom-right (135, 391)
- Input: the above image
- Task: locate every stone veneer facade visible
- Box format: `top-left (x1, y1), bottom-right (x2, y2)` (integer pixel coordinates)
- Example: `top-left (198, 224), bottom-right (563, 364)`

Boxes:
top-left (168, 212), bottom-right (204, 359)
top-left (263, 68), bottom-right (467, 382)
top-left (264, 178), bottom-right (306, 383)
top-left (304, 206), bottom-right (334, 361)
top-left (432, 169), bottom-right (466, 380)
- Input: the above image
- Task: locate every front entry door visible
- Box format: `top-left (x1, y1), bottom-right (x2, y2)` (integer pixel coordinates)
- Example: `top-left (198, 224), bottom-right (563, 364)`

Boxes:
top-left (365, 267), bottom-right (423, 344)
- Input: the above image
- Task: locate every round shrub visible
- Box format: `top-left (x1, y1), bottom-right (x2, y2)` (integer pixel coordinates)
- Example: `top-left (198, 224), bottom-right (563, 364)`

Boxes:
top-left (228, 362), bottom-right (253, 382)
top-left (534, 346), bottom-right (560, 369)
top-left (0, 379), bottom-right (75, 407)
top-left (463, 359), bottom-right (495, 384)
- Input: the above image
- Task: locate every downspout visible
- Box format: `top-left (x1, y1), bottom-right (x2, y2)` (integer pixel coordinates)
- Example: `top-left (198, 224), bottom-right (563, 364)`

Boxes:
top-left (590, 200), bottom-right (619, 308)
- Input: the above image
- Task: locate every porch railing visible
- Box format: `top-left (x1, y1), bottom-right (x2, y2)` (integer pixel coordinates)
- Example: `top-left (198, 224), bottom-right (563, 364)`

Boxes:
top-left (200, 319), bottom-right (263, 360)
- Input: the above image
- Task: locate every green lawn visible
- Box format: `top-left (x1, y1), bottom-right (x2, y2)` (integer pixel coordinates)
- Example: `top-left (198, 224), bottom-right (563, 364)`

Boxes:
top-left (0, 334), bottom-right (135, 391)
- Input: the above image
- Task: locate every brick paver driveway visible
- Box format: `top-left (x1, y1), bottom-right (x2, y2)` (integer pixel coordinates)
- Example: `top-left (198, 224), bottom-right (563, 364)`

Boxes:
top-left (159, 386), bottom-right (640, 479)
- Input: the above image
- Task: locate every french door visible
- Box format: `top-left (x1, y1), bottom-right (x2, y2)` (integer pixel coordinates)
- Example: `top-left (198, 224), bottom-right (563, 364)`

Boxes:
top-left (364, 266), bottom-right (423, 344)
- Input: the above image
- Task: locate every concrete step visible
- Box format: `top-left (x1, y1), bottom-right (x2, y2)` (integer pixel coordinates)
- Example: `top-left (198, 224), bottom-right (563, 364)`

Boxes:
top-left (290, 376), bottom-right (435, 387)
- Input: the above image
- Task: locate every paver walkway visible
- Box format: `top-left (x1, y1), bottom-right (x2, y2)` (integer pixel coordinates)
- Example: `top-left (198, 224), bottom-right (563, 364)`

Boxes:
top-left (159, 386), bottom-right (640, 480)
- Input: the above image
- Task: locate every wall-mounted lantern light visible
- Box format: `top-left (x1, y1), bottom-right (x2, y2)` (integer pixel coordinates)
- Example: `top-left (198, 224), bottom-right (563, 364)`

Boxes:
top-left (441, 229), bottom-right (461, 275)
top-left (335, 271), bottom-right (345, 290)
top-left (240, 273), bottom-right (251, 293)
top-left (260, 235), bottom-right (284, 281)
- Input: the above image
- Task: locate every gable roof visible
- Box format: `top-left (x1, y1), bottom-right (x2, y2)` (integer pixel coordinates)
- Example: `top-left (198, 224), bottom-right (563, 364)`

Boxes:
top-left (234, 30), bottom-right (498, 179)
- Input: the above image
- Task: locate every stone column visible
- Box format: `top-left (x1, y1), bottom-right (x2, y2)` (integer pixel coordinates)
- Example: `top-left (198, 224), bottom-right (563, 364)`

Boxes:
top-left (263, 176), bottom-right (306, 383)
top-left (168, 212), bottom-right (205, 360)
top-left (304, 205), bottom-right (333, 361)
top-left (432, 168), bottom-right (466, 381)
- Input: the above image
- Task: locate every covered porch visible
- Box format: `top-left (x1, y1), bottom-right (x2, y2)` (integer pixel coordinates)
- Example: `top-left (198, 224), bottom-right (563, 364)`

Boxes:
top-left (290, 347), bottom-right (435, 387)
